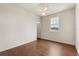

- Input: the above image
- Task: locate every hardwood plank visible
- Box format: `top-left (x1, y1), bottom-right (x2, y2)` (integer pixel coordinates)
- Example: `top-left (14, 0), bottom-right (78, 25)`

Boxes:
top-left (0, 39), bottom-right (78, 56)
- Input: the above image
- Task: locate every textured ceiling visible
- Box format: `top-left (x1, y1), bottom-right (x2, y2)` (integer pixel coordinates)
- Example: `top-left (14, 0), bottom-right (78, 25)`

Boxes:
top-left (17, 3), bottom-right (75, 16)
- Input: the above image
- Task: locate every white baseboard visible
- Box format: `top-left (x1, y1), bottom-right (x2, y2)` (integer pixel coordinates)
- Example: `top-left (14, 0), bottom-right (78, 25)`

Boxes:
top-left (0, 39), bottom-right (36, 52)
top-left (39, 38), bottom-right (75, 46)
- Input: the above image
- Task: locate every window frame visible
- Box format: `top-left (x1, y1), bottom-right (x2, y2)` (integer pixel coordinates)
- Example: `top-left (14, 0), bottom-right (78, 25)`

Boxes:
top-left (50, 16), bottom-right (60, 31)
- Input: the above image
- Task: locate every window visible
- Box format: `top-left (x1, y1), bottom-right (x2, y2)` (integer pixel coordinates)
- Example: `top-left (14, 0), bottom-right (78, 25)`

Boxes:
top-left (50, 16), bottom-right (59, 30)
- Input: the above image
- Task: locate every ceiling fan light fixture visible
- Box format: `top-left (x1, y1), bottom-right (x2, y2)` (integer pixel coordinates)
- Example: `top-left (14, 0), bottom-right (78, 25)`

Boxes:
top-left (39, 3), bottom-right (48, 16)
top-left (42, 12), bottom-right (46, 16)
top-left (43, 7), bottom-right (47, 11)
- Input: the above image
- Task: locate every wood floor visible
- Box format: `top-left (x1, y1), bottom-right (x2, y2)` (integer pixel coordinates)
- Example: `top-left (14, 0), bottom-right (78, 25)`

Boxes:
top-left (0, 39), bottom-right (78, 56)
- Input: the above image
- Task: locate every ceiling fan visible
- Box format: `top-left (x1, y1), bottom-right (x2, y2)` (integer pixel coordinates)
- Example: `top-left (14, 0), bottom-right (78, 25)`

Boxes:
top-left (39, 3), bottom-right (48, 16)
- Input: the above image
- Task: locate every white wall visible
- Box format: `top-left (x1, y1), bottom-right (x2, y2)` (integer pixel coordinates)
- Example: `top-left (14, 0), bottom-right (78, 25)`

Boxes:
top-left (37, 22), bottom-right (41, 38)
top-left (37, 17), bottom-right (42, 38)
top-left (75, 4), bottom-right (79, 54)
top-left (40, 8), bottom-right (75, 45)
top-left (0, 4), bottom-right (38, 52)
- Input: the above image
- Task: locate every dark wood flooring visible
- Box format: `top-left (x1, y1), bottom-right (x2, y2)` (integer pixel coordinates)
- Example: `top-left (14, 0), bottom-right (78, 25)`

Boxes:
top-left (0, 39), bottom-right (78, 56)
